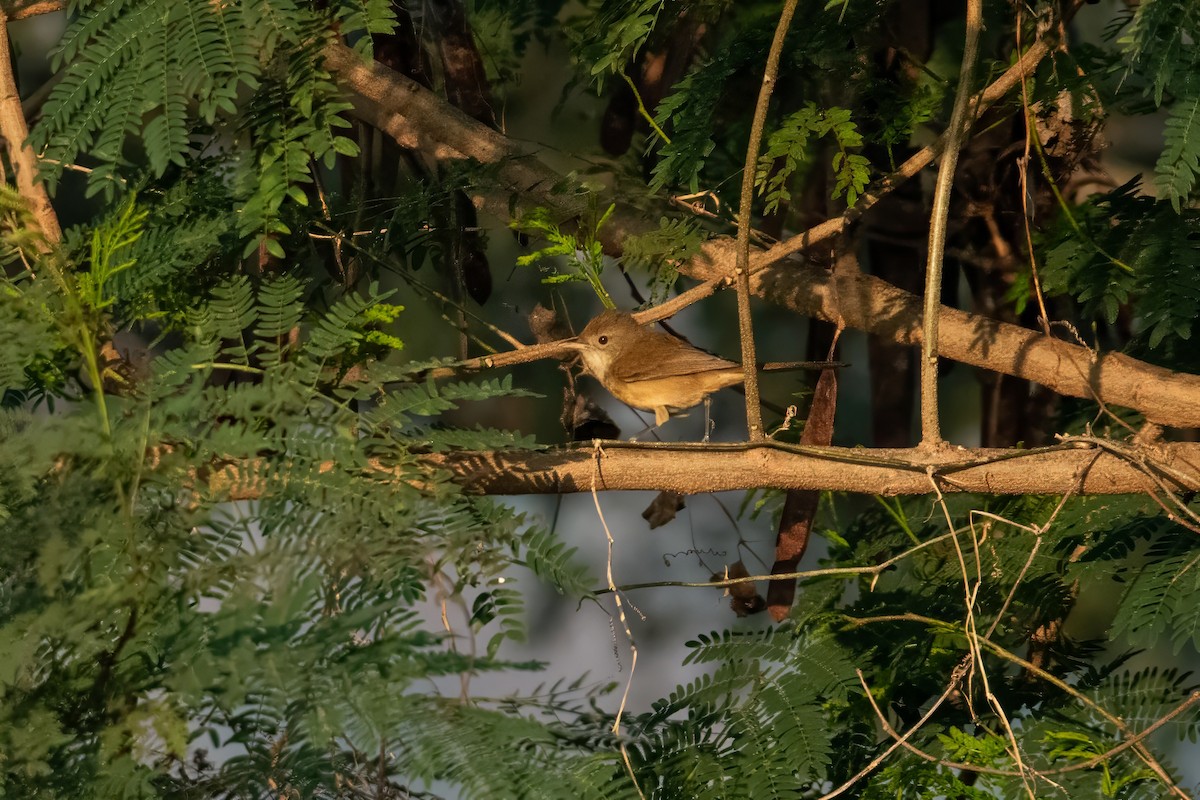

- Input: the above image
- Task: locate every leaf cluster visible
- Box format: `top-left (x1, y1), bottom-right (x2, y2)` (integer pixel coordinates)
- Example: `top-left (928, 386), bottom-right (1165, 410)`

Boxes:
top-left (1116, 0), bottom-right (1200, 208)
top-left (512, 202), bottom-right (617, 308)
top-left (572, 0), bottom-right (892, 220)
top-left (31, 0), bottom-right (390, 255)
top-left (1038, 179), bottom-right (1200, 351)
top-left (755, 104), bottom-right (871, 212)
top-left (624, 629), bottom-right (858, 796)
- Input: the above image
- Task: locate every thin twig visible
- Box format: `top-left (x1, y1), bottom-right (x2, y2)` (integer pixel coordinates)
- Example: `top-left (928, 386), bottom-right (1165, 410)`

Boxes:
top-left (596, 526), bottom-right (969, 595)
top-left (326, 227), bottom-right (525, 350)
top-left (1059, 435), bottom-right (1200, 527)
top-left (1014, 5), bottom-right (1053, 337)
top-left (858, 668), bottom-right (1036, 780)
top-left (620, 71), bottom-right (671, 144)
top-left (589, 444), bottom-right (647, 800)
top-left (981, 450), bottom-right (1099, 642)
top-left (878, 480), bottom-right (1028, 800)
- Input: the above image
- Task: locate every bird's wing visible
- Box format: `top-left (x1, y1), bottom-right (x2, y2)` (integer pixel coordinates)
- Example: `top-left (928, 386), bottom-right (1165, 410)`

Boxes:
top-left (611, 336), bottom-right (739, 382)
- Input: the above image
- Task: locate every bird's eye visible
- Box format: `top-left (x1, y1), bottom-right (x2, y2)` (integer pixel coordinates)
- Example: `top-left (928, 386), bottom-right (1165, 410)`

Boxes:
top-left (598, 335), bottom-right (609, 345)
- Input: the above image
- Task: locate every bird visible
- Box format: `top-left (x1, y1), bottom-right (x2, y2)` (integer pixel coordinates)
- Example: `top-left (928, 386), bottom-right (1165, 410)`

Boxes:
top-left (563, 310), bottom-right (749, 427)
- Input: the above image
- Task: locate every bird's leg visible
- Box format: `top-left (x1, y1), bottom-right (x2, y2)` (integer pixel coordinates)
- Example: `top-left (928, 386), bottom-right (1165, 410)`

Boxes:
top-left (630, 413), bottom-right (680, 442)
top-left (702, 397), bottom-right (714, 443)
top-left (628, 410), bottom-right (657, 442)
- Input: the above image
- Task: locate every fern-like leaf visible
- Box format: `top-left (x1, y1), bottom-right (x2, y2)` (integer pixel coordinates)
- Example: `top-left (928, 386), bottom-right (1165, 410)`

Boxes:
top-left (1119, 0), bottom-right (1200, 105)
top-left (1156, 82), bottom-right (1200, 212)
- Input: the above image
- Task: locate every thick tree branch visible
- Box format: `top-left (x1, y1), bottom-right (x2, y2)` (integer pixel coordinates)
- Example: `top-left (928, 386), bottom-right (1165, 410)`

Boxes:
top-left (407, 441), bottom-right (1200, 496)
top-left (203, 440), bottom-right (1200, 498)
top-left (324, 6), bottom-right (1200, 429)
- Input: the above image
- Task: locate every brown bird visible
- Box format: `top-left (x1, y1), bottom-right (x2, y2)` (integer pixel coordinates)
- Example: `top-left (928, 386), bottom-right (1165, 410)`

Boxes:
top-left (563, 310), bottom-right (753, 427)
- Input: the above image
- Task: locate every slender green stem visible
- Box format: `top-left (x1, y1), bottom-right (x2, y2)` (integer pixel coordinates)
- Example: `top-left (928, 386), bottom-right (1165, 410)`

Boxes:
top-left (79, 326), bottom-right (112, 439)
top-left (873, 495), bottom-right (920, 545)
top-left (126, 403), bottom-right (152, 517)
top-left (1027, 108), bottom-right (1134, 275)
top-left (191, 362), bottom-right (266, 375)
top-left (620, 71), bottom-right (671, 145)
